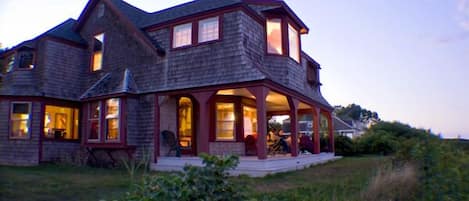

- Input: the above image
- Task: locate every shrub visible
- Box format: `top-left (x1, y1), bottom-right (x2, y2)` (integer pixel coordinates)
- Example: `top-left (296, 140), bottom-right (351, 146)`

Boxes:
top-left (122, 154), bottom-right (252, 201)
top-left (334, 135), bottom-right (356, 156)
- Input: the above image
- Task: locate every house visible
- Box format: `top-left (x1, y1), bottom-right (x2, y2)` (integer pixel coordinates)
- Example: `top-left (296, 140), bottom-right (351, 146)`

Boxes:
top-left (333, 116), bottom-right (362, 139)
top-left (0, 0), bottom-right (336, 172)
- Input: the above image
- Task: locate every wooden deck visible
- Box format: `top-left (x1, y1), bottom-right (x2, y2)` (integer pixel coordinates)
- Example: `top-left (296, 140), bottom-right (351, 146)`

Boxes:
top-left (151, 153), bottom-right (341, 177)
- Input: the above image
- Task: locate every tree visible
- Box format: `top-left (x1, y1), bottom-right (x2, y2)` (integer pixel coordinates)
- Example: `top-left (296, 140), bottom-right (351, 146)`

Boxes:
top-left (335, 103), bottom-right (380, 125)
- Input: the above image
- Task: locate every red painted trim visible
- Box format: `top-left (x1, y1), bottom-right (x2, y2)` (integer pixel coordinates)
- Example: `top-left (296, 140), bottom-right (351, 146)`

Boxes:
top-left (154, 94), bottom-right (160, 162)
top-left (8, 101), bottom-right (33, 140)
top-left (120, 97), bottom-right (127, 145)
top-left (312, 107), bottom-right (320, 154)
top-left (192, 91), bottom-right (216, 155)
top-left (247, 86), bottom-right (269, 159)
top-left (288, 97), bottom-right (299, 157)
top-left (170, 14), bottom-right (223, 51)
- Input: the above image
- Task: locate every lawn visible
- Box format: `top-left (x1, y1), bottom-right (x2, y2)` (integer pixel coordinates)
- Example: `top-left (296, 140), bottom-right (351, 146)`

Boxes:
top-left (0, 156), bottom-right (386, 201)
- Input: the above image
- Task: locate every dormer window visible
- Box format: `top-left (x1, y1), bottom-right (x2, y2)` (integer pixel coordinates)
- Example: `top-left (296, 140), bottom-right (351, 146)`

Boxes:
top-left (266, 18), bottom-right (301, 63)
top-left (288, 24), bottom-right (300, 62)
top-left (92, 33), bottom-right (104, 71)
top-left (307, 62), bottom-right (319, 85)
top-left (173, 23), bottom-right (192, 48)
top-left (198, 16), bottom-right (219, 43)
top-left (267, 18), bottom-right (283, 55)
top-left (5, 54), bottom-right (15, 73)
top-left (18, 51), bottom-right (34, 69)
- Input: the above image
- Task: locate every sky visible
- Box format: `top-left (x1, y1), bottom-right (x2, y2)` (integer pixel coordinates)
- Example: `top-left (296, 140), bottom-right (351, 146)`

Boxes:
top-left (0, 0), bottom-right (468, 138)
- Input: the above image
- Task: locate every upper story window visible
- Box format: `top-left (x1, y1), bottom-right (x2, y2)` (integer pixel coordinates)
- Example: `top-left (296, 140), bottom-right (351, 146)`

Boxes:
top-left (267, 18), bottom-right (283, 54)
top-left (198, 16), bottom-right (219, 43)
top-left (4, 54), bottom-right (15, 73)
top-left (18, 51), bottom-right (34, 69)
top-left (10, 102), bottom-right (32, 139)
top-left (288, 24), bottom-right (300, 62)
top-left (173, 23), bottom-right (192, 48)
top-left (92, 33), bottom-right (104, 71)
top-left (307, 62), bottom-right (319, 85)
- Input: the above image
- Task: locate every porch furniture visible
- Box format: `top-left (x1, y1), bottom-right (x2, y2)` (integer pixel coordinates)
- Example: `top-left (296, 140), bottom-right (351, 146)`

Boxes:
top-left (86, 146), bottom-right (136, 168)
top-left (245, 134), bottom-right (257, 156)
top-left (299, 135), bottom-right (314, 154)
top-left (162, 130), bottom-right (181, 157)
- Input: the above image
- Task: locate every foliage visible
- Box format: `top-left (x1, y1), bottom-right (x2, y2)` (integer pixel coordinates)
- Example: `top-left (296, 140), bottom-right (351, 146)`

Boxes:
top-left (122, 154), bottom-right (251, 201)
top-left (334, 135), bottom-right (357, 156)
top-left (335, 103), bottom-right (380, 124)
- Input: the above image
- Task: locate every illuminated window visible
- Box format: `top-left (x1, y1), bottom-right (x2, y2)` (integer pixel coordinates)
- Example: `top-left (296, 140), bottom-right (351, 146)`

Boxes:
top-left (288, 23), bottom-right (300, 62)
top-left (44, 106), bottom-right (79, 140)
top-left (243, 106), bottom-right (257, 138)
top-left (18, 51), bottom-right (34, 69)
top-left (88, 102), bottom-right (100, 141)
top-left (267, 18), bottom-right (283, 54)
top-left (92, 33), bottom-right (104, 71)
top-left (178, 97), bottom-right (193, 149)
top-left (173, 23), bottom-right (192, 48)
top-left (198, 17), bottom-right (219, 43)
top-left (105, 98), bottom-right (120, 141)
top-left (10, 102), bottom-right (31, 139)
top-left (5, 55), bottom-right (15, 73)
top-left (216, 103), bottom-right (235, 141)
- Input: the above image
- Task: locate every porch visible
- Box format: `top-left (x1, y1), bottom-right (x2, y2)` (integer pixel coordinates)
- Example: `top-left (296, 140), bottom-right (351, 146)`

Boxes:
top-left (151, 153), bottom-right (340, 177)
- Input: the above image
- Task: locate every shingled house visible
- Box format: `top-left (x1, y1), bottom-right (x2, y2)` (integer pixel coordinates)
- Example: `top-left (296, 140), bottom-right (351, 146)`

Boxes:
top-left (0, 0), bottom-right (335, 172)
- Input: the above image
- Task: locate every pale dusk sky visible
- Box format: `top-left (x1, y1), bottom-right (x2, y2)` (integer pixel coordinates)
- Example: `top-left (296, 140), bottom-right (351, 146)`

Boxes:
top-left (1, 0), bottom-right (468, 138)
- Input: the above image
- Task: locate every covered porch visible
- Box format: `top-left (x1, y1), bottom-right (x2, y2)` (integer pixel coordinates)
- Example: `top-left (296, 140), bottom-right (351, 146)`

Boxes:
top-left (153, 83), bottom-right (335, 164)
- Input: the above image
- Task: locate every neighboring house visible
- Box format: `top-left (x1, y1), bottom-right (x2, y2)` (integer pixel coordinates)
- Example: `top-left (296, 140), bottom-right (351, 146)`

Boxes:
top-left (0, 0), bottom-right (335, 166)
top-left (333, 116), bottom-right (362, 139)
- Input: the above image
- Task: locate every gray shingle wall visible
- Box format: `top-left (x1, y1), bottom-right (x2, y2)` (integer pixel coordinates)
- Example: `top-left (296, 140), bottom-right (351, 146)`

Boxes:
top-left (158, 96), bottom-right (177, 156)
top-left (133, 95), bottom-right (155, 160)
top-left (41, 141), bottom-right (80, 162)
top-left (41, 40), bottom-right (88, 100)
top-left (0, 101), bottom-right (41, 166)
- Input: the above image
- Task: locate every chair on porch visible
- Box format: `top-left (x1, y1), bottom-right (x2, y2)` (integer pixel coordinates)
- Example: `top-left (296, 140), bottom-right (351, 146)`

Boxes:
top-left (162, 130), bottom-right (181, 157)
top-left (299, 135), bottom-right (314, 154)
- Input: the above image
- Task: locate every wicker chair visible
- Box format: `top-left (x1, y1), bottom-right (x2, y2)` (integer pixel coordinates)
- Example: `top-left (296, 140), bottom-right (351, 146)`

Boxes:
top-left (162, 130), bottom-right (181, 157)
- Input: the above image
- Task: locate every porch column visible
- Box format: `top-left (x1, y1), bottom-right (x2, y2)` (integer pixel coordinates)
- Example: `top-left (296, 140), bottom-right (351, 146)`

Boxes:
top-left (312, 107), bottom-right (321, 154)
top-left (288, 97), bottom-right (299, 157)
top-left (326, 112), bottom-right (335, 153)
top-left (154, 94), bottom-right (160, 163)
top-left (192, 91), bottom-right (215, 155)
top-left (248, 86), bottom-right (269, 160)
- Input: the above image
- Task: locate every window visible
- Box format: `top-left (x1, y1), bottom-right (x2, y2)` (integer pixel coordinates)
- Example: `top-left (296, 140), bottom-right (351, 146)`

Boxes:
top-left (198, 17), bottom-right (219, 43)
top-left (178, 97), bottom-right (193, 149)
top-left (288, 23), bottom-right (300, 62)
top-left (5, 55), bottom-right (15, 73)
top-left (92, 33), bottom-right (104, 71)
top-left (173, 23), bottom-right (192, 48)
top-left (18, 51), bottom-right (34, 69)
top-left (267, 18), bottom-right (283, 54)
top-left (216, 103), bottom-right (235, 141)
top-left (44, 105), bottom-right (79, 140)
top-left (307, 62), bottom-right (318, 84)
top-left (105, 98), bottom-right (119, 141)
top-left (88, 102), bottom-right (100, 141)
top-left (243, 106), bottom-right (257, 138)
top-left (10, 102), bottom-right (31, 139)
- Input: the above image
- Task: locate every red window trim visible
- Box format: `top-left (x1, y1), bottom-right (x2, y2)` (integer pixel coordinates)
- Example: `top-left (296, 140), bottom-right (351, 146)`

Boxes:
top-left (8, 101), bottom-right (33, 140)
top-left (83, 97), bottom-right (127, 147)
top-left (42, 104), bottom-right (81, 142)
top-left (265, 15), bottom-right (302, 64)
top-left (175, 96), bottom-right (197, 154)
top-left (170, 14), bottom-right (223, 51)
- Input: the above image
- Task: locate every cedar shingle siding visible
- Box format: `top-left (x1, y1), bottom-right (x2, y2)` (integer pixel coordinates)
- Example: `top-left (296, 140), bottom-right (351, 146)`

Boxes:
top-left (0, 0), bottom-right (331, 165)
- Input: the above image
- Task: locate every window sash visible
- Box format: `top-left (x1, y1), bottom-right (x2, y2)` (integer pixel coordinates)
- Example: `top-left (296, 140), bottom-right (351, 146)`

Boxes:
top-left (215, 103), bottom-right (235, 141)
top-left (43, 106), bottom-right (79, 140)
top-left (267, 18), bottom-right (283, 55)
top-left (105, 98), bottom-right (120, 142)
top-left (198, 17), bottom-right (219, 43)
top-left (288, 23), bottom-right (300, 62)
top-left (10, 102), bottom-right (31, 139)
top-left (88, 102), bottom-right (100, 141)
top-left (173, 23), bottom-right (192, 48)
top-left (92, 33), bottom-right (104, 71)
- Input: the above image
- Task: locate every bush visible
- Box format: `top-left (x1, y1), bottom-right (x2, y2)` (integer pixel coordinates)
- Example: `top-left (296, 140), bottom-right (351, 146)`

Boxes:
top-left (122, 154), bottom-right (251, 201)
top-left (334, 135), bottom-right (356, 156)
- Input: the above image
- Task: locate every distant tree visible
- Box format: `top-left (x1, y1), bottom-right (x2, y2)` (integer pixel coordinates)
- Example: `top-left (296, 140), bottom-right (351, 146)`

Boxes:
top-left (335, 103), bottom-right (380, 124)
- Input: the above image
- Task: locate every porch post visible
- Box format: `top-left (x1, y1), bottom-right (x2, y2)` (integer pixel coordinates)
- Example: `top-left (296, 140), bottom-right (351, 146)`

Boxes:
top-left (312, 106), bottom-right (320, 154)
top-left (192, 91), bottom-right (215, 155)
top-left (154, 94), bottom-right (160, 163)
top-left (288, 97), bottom-right (299, 157)
top-left (248, 86), bottom-right (269, 160)
top-left (326, 112), bottom-right (335, 153)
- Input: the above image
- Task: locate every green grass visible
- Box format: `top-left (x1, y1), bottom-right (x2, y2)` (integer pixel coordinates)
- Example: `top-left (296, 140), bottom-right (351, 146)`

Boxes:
top-left (0, 156), bottom-right (387, 201)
